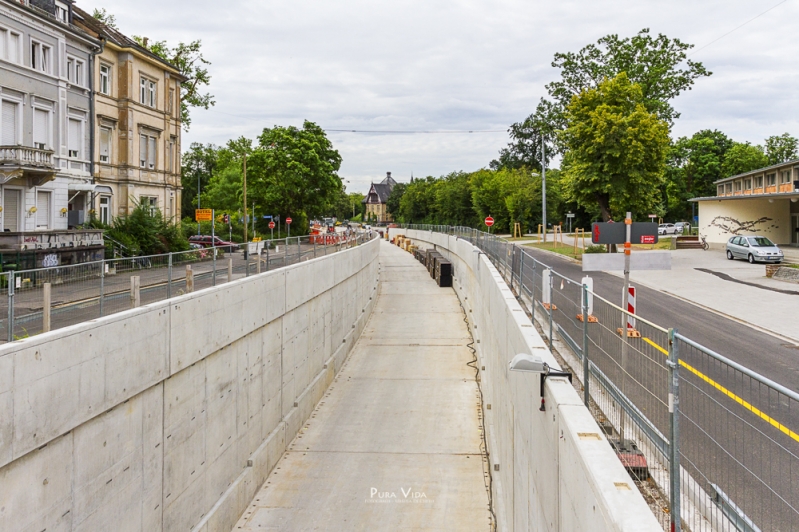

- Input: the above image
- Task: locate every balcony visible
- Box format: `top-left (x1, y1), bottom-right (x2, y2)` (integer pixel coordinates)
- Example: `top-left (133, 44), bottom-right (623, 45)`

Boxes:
top-left (0, 145), bottom-right (57, 186)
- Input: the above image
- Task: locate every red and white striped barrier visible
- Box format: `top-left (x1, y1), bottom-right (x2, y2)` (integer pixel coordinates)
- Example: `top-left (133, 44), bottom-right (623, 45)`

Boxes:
top-left (625, 286), bottom-right (636, 329)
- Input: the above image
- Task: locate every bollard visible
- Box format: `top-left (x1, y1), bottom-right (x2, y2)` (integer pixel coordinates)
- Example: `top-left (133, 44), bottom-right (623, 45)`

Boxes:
top-left (131, 276), bottom-right (141, 308)
top-left (43, 282), bottom-right (51, 333)
top-left (228, 258), bottom-right (233, 283)
top-left (186, 265), bottom-right (194, 292)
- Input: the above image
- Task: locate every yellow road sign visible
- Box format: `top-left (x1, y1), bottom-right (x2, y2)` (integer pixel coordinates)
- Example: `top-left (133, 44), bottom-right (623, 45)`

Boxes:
top-left (195, 209), bottom-right (213, 222)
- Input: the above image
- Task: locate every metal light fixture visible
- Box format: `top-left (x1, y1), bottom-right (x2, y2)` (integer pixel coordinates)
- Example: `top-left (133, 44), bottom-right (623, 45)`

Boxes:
top-left (509, 353), bottom-right (572, 411)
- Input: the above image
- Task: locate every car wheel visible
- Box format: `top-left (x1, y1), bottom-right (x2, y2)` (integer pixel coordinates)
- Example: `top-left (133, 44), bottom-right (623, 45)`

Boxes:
top-left (748, 254), bottom-right (755, 264)
top-left (726, 250), bottom-right (734, 260)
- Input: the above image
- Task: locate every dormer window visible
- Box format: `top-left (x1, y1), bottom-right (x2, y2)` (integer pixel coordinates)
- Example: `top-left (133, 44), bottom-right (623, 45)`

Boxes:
top-left (55, 2), bottom-right (69, 23)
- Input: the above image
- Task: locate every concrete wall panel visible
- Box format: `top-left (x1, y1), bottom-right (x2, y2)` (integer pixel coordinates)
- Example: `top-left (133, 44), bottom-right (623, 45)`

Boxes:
top-left (0, 238), bottom-right (379, 532)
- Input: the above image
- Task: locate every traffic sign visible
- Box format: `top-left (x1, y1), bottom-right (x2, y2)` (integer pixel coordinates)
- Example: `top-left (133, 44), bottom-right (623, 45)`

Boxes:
top-left (484, 216), bottom-right (494, 227)
top-left (286, 217), bottom-right (292, 225)
top-left (566, 213), bottom-right (575, 218)
top-left (195, 209), bottom-right (213, 222)
top-left (268, 221), bottom-right (275, 229)
top-left (223, 214), bottom-right (230, 224)
top-left (591, 222), bottom-right (658, 245)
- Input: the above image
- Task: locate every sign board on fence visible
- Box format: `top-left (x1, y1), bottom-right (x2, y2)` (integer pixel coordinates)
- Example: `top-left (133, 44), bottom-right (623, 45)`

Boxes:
top-left (582, 251), bottom-right (671, 271)
top-left (195, 209), bottom-right (213, 222)
top-left (252, 237), bottom-right (261, 242)
top-left (591, 222), bottom-right (658, 244)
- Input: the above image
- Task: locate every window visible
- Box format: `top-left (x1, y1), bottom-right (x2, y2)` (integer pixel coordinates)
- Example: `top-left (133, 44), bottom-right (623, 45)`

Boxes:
top-left (75, 60), bottom-right (84, 86)
top-left (734, 181), bottom-right (742, 191)
top-left (744, 178), bottom-right (752, 190)
top-left (54, 2), bottom-right (68, 23)
top-left (782, 170), bottom-right (792, 184)
top-left (725, 183), bottom-right (732, 193)
top-left (36, 191), bottom-right (51, 229)
top-left (140, 78), bottom-right (156, 107)
top-left (717, 185), bottom-right (724, 196)
top-left (755, 176), bottom-right (763, 188)
top-left (139, 134), bottom-right (157, 169)
top-left (99, 64), bottom-right (111, 95)
top-left (2, 100), bottom-right (19, 145)
top-left (66, 57), bottom-right (84, 86)
top-left (168, 89), bottom-right (175, 115)
top-left (0, 29), bottom-right (5, 59)
top-left (68, 118), bottom-right (82, 158)
top-left (140, 196), bottom-right (158, 216)
top-left (33, 108), bottom-right (50, 150)
top-left (99, 127), bottom-right (111, 163)
top-left (168, 138), bottom-right (175, 172)
top-left (66, 57), bottom-right (73, 81)
top-left (99, 196), bottom-right (111, 224)
top-left (766, 173), bottom-right (776, 186)
top-left (1, 30), bottom-right (21, 63)
top-left (31, 41), bottom-right (52, 73)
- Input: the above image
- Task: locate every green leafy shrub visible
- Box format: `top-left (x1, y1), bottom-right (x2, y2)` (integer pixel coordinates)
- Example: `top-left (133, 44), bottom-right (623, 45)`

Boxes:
top-left (584, 244), bottom-right (607, 254)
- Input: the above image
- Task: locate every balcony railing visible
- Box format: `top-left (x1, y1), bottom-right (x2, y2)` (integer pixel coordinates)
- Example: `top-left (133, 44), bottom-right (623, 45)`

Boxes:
top-left (0, 145), bottom-right (55, 169)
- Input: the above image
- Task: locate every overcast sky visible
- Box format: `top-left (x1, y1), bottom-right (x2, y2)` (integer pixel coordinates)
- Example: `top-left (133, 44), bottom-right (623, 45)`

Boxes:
top-left (84, 0), bottom-right (798, 193)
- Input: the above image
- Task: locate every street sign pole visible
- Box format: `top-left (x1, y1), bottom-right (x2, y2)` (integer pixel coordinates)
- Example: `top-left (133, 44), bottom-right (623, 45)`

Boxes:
top-left (541, 139), bottom-right (547, 243)
top-left (619, 211), bottom-right (632, 446)
top-left (212, 209), bottom-right (217, 286)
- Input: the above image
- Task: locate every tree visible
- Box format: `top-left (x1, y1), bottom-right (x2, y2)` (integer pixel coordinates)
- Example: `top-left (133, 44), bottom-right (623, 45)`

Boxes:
top-left (491, 100), bottom-right (561, 169)
top-left (765, 133), bottom-right (798, 165)
top-left (181, 143), bottom-right (220, 216)
top-left (91, 8), bottom-right (118, 29)
top-left (560, 73), bottom-right (670, 222)
top-left (721, 142), bottom-right (768, 178)
top-left (434, 172), bottom-right (478, 226)
top-left (386, 183), bottom-right (406, 220)
top-left (398, 178), bottom-right (437, 223)
top-left (133, 38), bottom-right (214, 130)
top-left (548, 28), bottom-right (710, 126)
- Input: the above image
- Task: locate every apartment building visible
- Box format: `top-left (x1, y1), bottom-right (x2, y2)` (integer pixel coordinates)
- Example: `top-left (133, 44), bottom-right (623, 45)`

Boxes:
top-left (72, 5), bottom-right (185, 224)
top-left (0, 0), bottom-right (105, 267)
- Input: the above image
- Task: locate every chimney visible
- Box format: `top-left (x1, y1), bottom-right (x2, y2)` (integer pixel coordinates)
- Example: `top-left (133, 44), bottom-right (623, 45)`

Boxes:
top-left (386, 172), bottom-right (391, 179)
top-left (143, 37), bottom-right (149, 47)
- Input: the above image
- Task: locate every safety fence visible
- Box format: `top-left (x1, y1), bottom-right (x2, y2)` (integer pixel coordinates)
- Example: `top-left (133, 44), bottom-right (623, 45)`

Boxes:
top-left (0, 232), bottom-right (370, 343)
top-left (402, 224), bottom-right (798, 532)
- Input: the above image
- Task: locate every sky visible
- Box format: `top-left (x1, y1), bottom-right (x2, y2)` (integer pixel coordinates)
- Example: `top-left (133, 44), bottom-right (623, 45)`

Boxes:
top-left (83, 0), bottom-right (799, 193)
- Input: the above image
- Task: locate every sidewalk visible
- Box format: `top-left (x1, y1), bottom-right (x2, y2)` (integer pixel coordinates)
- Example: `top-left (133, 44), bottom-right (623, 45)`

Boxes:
top-left (234, 241), bottom-right (491, 530)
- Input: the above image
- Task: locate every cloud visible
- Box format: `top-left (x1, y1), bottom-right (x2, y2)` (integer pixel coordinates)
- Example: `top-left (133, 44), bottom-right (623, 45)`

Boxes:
top-left (81, 0), bottom-right (799, 192)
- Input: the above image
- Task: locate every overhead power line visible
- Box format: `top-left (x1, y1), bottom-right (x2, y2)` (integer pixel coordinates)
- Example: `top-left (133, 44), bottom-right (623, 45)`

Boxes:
top-left (325, 129), bottom-right (507, 134)
top-left (689, 0), bottom-right (789, 56)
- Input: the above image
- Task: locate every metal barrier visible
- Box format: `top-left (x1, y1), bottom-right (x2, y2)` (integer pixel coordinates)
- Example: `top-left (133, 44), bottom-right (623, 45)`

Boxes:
top-left (399, 224), bottom-right (798, 532)
top-left (0, 231), bottom-right (371, 343)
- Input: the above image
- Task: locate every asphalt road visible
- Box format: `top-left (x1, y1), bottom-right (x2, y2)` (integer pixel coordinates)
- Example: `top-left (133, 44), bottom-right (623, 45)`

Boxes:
top-left (514, 245), bottom-right (799, 531)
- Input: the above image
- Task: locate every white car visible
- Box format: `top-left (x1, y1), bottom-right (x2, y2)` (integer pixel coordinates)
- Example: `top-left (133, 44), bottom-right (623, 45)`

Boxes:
top-left (658, 223), bottom-right (678, 235)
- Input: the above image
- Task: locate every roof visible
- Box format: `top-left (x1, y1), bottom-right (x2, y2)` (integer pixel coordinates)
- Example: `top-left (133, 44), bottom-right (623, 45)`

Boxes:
top-left (71, 5), bottom-right (186, 80)
top-left (363, 183), bottom-right (392, 204)
top-left (380, 174), bottom-right (397, 187)
top-left (689, 190), bottom-right (799, 202)
top-left (714, 158), bottom-right (799, 185)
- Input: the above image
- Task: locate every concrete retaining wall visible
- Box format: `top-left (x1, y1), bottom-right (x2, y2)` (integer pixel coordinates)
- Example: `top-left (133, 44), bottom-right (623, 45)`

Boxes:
top-left (0, 238), bottom-right (380, 532)
top-left (392, 229), bottom-right (661, 532)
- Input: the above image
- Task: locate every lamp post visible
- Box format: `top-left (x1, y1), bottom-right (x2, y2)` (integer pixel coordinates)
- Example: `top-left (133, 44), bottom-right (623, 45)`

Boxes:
top-left (541, 137), bottom-right (547, 243)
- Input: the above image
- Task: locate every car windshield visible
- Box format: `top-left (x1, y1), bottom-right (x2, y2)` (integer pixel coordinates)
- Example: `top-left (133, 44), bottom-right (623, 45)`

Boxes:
top-left (747, 237), bottom-right (774, 247)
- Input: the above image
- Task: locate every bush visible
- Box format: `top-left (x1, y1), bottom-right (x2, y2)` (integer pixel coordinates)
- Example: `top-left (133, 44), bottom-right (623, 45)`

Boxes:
top-left (106, 204), bottom-right (190, 256)
top-left (584, 244), bottom-right (607, 254)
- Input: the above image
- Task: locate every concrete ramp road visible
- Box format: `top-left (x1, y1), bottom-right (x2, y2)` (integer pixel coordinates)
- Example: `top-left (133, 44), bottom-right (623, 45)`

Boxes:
top-left (234, 241), bottom-right (492, 531)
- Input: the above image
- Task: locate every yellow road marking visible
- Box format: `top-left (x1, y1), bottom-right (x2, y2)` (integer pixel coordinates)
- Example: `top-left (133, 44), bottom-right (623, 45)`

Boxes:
top-left (642, 337), bottom-right (799, 443)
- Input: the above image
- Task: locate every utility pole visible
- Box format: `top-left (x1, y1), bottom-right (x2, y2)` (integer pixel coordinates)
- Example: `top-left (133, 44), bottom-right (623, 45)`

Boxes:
top-left (243, 153), bottom-right (248, 258)
top-left (541, 136), bottom-right (547, 243)
top-left (197, 173), bottom-right (201, 236)
top-left (252, 201), bottom-right (255, 238)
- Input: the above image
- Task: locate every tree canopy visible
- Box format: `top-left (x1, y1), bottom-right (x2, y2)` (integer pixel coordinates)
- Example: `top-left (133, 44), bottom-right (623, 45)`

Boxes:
top-left (560, 73), bottom-right (670, 221)
top-left (721, 142), bottom-right (769, 178)
top-left (765, 133), bottom-right (798, 165)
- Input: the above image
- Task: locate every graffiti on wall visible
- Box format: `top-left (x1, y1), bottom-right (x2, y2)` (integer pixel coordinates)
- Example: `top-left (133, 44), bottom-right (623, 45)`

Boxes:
top-left (709, 216), bottom-right (776, 235)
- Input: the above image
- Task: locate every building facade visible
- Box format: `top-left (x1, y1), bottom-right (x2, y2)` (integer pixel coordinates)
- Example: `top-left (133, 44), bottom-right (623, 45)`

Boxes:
top-left (72, 6), bottom-right (185, 224)
top-left (363, 171), bottom-right (397, 223)
top-left (693, 159), bottom-right (799, 247)
top-left (0, 0), bottom-right (105, 266)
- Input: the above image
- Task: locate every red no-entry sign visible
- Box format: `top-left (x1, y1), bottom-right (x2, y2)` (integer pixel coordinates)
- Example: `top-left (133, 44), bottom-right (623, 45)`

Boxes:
top-left (484, 216), bottom-right (494, 227)
top-left (268, 221), bottom-right (275, 229)
top-left (286, 217), bottom-right (292, 225)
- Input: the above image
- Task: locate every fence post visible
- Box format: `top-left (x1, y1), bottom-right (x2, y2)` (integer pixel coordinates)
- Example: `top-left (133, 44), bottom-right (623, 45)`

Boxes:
top-left (42, 282), bottom-right (51, 333)
top-left (167, 253), bottom-right (173, 299)
top-left (99, 259), bottom-right (105, 317)
top-left (186, 265), bottom-right (194, 292)
top-left (266, 245), bottom-right (270, 271)
top-left (314, 240), bottom-right (317, 258)
top-left (518, 249), bottom-right (524, 296)
top-left (7, 271), bottom-right (14, 342)
top-left (257, 251), bottom-right (262, 274)
top-left (131, 276), bottom-right (141, 308)
top-left (582, 283), bottom-right (590, 407)
top-left (668, 328), bottom-right (681, 532)
top-left (509, 245), bottom-right (515, 293)
top-left (212, 245), bottom-right (217, 286)
top-left (531, 261), bottom-right (536, 322)
top-left (297, 237), bottom-right (301, 263)
top-left (548, 269), bottom-right (553, 348)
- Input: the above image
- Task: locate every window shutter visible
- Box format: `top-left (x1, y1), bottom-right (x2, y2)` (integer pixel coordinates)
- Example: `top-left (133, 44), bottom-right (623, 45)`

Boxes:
top-left (0, 30), bottom-right (6, 59)
top-left (100, 128), bottom-right (110, 160)
top-left (2, 101), bottom-right (18, 145)
top-left (68, 118), bottom-right (80, 155)
top-left (140, 134), bottom-right (147, 166)
top-left (9, 34), bottom-right (18, 63)
top-left (36, 191), bottom-right (50, 228)
top-left (3, 190), bottom-right (20, 232)
top-left (148, 137), bottom-right (156, 168)
top-left (34, 109), bottom-right (48, 147)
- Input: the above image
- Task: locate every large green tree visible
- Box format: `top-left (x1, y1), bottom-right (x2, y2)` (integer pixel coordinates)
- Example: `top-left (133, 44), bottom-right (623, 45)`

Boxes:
top-left (386, 183), bottom-right (406, 220)
top-left (765, 133), bottom-right (798, 165)
top-left (560, 73), bottom-right (670, 221)
top-left (181, 143), bottom-right (220, 217)
top-left (721, 142), bottom-right (768, 178)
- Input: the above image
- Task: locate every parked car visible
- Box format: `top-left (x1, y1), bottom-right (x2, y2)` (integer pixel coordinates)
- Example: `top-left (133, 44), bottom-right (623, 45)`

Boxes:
top-left (658, 223), bottom-right (679, 235)
top-left (673, 222), bottom-right (691, 234)
top-left (725, 236), bottom-right (783, 264)
top-left (188, 235), bottom-right (238, 252)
